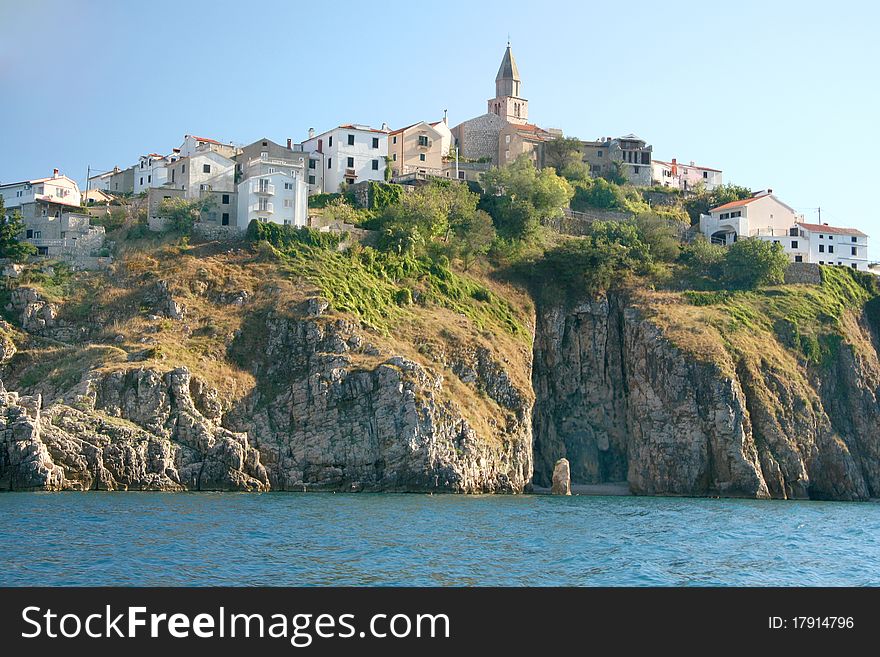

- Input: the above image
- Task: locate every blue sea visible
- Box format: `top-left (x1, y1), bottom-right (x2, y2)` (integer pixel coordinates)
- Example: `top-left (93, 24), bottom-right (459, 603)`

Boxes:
top-left (1, 493), bottom-right (878, 586)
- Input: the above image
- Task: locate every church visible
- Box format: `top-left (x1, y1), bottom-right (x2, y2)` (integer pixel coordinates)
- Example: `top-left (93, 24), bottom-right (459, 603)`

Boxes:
top-left (451, 44), bottom-right (558, 167)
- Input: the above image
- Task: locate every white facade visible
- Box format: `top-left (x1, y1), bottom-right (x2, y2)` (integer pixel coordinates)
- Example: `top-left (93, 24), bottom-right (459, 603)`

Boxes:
top-left (699, 191), bottom-right (800, 246)
top-left (652, 159), bottom-right (722, 191)
top-left (755, 223), bottom-right (870, 271)
top-left (236, 170), bottom-right (308, 230)
top-left (164, 151), bottom-right (236, 199)
top-left (179, 135), bottom-right (238, 159)
top-left (134, 153), bottom-right (178, 193)
top-left (0, 171), bottom-right (81, 210)
top-left (301, 124), bottom-right (389, 193)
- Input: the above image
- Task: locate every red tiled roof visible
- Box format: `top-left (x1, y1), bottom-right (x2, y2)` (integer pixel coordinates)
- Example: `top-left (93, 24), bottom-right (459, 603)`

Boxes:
top-left (710, 196), bottom-right (766, 212)
top-left (797, 222), bottom-right (868, 238)
top-left (388, 122), bottom-right (418, 136)
top-left (191, 135), bottom-right (224, 146)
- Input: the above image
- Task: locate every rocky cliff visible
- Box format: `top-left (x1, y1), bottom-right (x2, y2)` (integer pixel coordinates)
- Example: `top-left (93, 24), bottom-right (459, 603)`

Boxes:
top-left (531, 288), bottom-right (880, 500)
top-left (0, 249), bottom-right (533, 492)
top-left (1, 247), bottom-right (878, 500)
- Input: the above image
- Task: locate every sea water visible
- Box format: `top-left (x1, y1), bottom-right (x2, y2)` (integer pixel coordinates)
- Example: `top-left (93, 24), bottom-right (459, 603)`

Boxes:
top-left (1, 492), bottom-right (878, 586)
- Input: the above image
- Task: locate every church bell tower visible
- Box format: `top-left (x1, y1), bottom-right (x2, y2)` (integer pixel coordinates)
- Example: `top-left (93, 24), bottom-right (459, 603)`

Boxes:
top-left (487, 42), bottom-right (528, 125)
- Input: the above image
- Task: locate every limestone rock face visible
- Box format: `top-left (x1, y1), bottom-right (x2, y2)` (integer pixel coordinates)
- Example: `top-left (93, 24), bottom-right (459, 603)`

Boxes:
top-left (0, 306), bottom-right (533, 493)
top-left (551, 458), bottom-right (571, 495)
top-left (532, 293), bottom-right (880, 501)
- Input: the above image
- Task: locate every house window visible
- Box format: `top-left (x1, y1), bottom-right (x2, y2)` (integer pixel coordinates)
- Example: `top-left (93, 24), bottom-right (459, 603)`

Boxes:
top-left (458, 171), bottom-right (465, 180)
top-left (791, 240), bottom-right (799, 249)
top-left (372, 159), bottom-right (379, 170)
top-left (393, 136), bottom-right (397, 144)
top-left (347, 134), bottom-right (355, 146)
top-left (328, 136), bottom-right (333, 147)
top-left (392, 154), bottom-right (397, 161)
top-left (284, 182), bottom-right (293, 190)
top-left (828, 245), bottom-right (834, 253)
top-left (819, 244), bottom-right (825, 253)
top-left (419, 135), bottom-right (430, 147)
top-left (140, 177), bottom-right (144, 185)
top-left (284, 199), bottom-right (292, 208)
top-left (221, 213), bottom-right (229, 225)
top-left (819, 261), bottom-right (825, 265)
top-left (222, 194), bottom-right (229, 204)
top-left (203, 164), bottom-right (211, 173)
top-left (308, 175), bottom-right (315, 185)
top-left (419, 153), bottom-right (426, 162)
top-left (171, 169), bottom-right (176, 182)
top-left (795, 255), bottom-right (803, 262)
top-left (819, 234), bottom-right (823, 239)
top-left (309, 159), bottom-right (316, 169)
top-left (597, 151), bottom-right (603, 157)
top-left (328, 158), bottom-right (332, 169)
top-left (347, 157), bottom-right (354, 167)
top-left (852, 263), bottom-right (858, 269)
top-left (372, 137), bottom-right (379, 148)
top-left (26, 229), bottom-right (33, 238)
top-left (852, 246), bottom-right (858, 256)
top-left (147, 175), bottom-right (151, 183)
top-left (852, 236), bottom-right (858, 243)
top-left (34, 231), bottom-right (41, 239)
top-left (634, 166), bottom-right (640, 174)
top-left (703, 171), bottom-right (708, 178)
top-left (505, 135), bottom-right (511, 144)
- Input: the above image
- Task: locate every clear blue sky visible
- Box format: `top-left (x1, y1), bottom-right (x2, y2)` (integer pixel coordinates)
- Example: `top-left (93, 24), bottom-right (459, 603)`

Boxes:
top-left (1, 0), bottom-right (877, 258)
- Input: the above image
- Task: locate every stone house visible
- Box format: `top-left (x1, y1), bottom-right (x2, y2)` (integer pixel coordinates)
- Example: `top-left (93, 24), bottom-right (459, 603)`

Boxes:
top-left (581, 135), bottom-right (653, 185)
top-left (0, 170), bottom-right (106, 257)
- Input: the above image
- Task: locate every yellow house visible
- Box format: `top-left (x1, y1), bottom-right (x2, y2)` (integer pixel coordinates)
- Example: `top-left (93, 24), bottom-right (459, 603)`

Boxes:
top-left (387, 120), bottom-right (448, 180)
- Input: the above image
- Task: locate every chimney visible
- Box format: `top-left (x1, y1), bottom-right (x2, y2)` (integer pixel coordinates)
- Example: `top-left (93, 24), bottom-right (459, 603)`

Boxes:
top-left (767, 188), bottom-right (773, 194)
top-left (671, 158), bottom-right (677, 165)
top-left (689, 161), bottom-right (695, 166)
top-left (308, 128), bottom-right (315, 139)
top-left (381, 122), bottom-right (389, 131)
top-left (53, 168), bottom-right (59, 177)
top-left (287, 138), bottom-right (292, 149)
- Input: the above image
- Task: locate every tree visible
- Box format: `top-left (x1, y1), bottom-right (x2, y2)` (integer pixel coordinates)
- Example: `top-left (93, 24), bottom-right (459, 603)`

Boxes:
top-left (720, 238), bottom-right (788, 289)
top-left (0, 197), bottom-right (37, 262)
top-left (682, 183), bottom-right (753, 224)
top-left (480, 155), bottom-right (573, 240)
top-left (601, 161), bottom-right (628, 186)
top-left (448, 209), bottom-right (495, 270)
top-left (157, 196), bottom-right (216, 235)
top-left (323, 197), bottom-right (362, 225)
top-left (543, 137), bottom-right (583, 173)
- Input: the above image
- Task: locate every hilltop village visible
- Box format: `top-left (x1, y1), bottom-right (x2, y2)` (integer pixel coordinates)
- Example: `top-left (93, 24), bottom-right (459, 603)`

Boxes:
top-left (0, 44), bottom-right (872, 274)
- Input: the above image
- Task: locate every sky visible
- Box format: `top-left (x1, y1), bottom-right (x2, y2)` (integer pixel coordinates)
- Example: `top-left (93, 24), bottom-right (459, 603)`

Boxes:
top-left (1, 0), bottom-right (878, 258)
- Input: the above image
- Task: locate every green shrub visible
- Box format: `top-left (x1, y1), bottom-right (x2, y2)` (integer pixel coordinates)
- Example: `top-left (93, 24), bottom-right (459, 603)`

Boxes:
top-left (394, 288), bottom-right (413, 306)
top-left (720, 239), bottom-right (788, 289)
top-left (246, 220), bottom-right (342, 251)
top-left (308, 193), bottom-right (342, 208)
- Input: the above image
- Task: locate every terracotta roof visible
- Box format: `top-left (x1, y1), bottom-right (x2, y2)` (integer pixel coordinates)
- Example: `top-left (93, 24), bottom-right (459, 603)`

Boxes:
top-left (388, 122), bottom-right (418, 136)
top-left (710, 196), bottom-right (766, 212)
top-left (797, 222), bottom-right (868, 238)
top-left (191, 135), bottom-right (224, 146)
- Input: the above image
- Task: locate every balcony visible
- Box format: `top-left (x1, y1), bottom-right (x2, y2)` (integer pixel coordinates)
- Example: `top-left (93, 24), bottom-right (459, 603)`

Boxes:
top-left (249, 202), bottom-right (274, 214)
top-left (252, 183), bottom-right (275, 195)
top-left (344, 168), bottom-right (358, 179)
top-left (247, 156), bottom-right (305, 169)
top-left (416, 138), bottom-right (432, 149)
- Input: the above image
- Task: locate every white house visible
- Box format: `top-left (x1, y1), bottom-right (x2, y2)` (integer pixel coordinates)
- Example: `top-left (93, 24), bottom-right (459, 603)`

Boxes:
top-left (234, 138), bottom-right (308, 230)
top-left (133, 152), bottom-right (179, 194)
top-left (699, 190), bottom-right (800, 246)
top-left (700, 190), bottom-right (870, 271)
top-left (163, 151), bottom-right (236, 200)
top-left (178, 135), bottom-right (238, 159)
top-left (236, 171), bottom-right (308, 230)
top-left (652, 158), bottom-right (723, 191)
top-left (301, 123), bottom-right (389, 193)
top-left (0, 170), bottom-right (81, 211)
